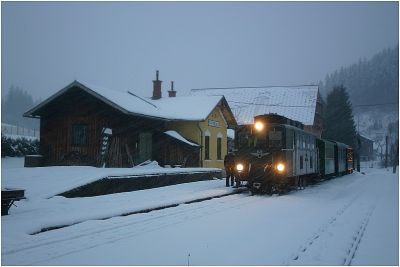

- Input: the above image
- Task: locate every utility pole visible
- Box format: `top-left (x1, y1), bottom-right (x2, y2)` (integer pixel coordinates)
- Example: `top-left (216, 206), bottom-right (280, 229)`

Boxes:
top-left (385, 135), bottom-right (389, 168)
top-left (393, 138), bottom-right (399, 174)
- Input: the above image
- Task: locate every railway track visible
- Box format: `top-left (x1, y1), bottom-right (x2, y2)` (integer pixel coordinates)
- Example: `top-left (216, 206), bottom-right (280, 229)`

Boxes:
top-left (283, 180), bottom-right (380, 266)
top-left (3, 189), bottom-right (261, 265)
top-left (30, 187), bottom-right (248, 235)
top-left (342, 204), bottom-right (376, 265)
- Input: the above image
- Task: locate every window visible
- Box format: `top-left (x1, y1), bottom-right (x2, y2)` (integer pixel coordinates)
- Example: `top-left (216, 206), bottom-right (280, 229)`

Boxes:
top-left (300, 155), bottom-right (304, 169)
top-left (286, 130), bottom-right (294, 149)
top-left (310, 155), bottom-right (313, 169)
top-left (217, 137), bottom-right (222, 160)
top-left (72, 124), bottom-right (88, 146)
top-left (217, 132), bottom-right (223, 160)
top-left (205, 136), bottom-right (210, 160)
top-left (268, 130), bottom-right (282, 148)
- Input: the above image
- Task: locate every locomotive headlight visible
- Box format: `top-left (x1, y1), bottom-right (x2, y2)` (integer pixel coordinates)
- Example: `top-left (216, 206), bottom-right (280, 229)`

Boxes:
top-left (276, 163), bottom-right (285, 172)
top-left (236, 163), bottom-right (244, 172)
top-left (254, 121), bottom-right (264, 132)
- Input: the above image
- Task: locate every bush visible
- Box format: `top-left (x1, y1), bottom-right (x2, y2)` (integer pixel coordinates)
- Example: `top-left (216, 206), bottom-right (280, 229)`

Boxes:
top-left (1, 136), bottom-right (39, 157)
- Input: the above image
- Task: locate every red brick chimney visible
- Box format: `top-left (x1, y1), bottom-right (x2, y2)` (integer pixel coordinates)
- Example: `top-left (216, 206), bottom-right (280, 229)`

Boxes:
top-left (152, 70), bottom-right (162, 100)
top-left (168, 81), bottom-right (177, 97)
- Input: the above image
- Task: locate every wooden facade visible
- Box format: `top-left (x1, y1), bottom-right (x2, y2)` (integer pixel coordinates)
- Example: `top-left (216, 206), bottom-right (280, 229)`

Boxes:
top-left (153, 132), bottom-right (200, 167)
top-left (25, 81), bottom-right (237, 168)
top-left (35, 85), bottom-right (167, 167)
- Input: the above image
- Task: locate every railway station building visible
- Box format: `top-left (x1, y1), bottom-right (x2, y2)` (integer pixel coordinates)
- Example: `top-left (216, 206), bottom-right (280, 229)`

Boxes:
top-left (24, 72), bottom-right (237, 168)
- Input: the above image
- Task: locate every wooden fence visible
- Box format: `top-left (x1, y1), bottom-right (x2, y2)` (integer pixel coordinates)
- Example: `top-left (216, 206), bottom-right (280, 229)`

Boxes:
top-left (1, 124), bottom-right (40, 138)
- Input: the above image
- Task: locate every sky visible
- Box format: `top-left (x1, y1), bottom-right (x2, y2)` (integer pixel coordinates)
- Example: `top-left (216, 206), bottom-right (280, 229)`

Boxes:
top-left (1, 1), bottom-right (399, 101)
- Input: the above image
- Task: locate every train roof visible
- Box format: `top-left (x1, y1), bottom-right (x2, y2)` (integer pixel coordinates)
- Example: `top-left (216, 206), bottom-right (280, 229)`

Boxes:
top-left (332, 141), bottom-right (350, 148)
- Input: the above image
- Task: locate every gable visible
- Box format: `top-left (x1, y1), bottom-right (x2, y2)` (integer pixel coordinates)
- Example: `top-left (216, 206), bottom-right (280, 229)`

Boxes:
top-left (24, 80), bottom-right (237, 128)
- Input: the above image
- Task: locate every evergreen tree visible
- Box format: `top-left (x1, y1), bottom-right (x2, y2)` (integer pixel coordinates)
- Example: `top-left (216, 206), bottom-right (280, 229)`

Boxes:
top-left (322, 85), bottom-right (357, 147)
top-left (1, 86), bottom-right (39, 129)
top-left (320, 45), bottom-right (398, 115)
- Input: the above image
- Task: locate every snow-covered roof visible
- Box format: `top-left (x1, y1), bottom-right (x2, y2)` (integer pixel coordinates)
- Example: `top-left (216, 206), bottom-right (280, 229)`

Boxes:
top-left (190, 86), bottom-right (319, 126)
top-left (358, 134), bottom-right (374, 142)
top-left (150, 95), bottom-right (224, 121)
top-left (164, 130), bottom-right (199, 147)
top-left (24, 80), bottom-right (235, 125)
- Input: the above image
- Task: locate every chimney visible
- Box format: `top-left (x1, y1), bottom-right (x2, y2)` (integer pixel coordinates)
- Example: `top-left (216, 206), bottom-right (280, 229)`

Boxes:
top-left (168, 81), bottom-right (177, 97)
top-left (152, 70), bottom-right (162, 100)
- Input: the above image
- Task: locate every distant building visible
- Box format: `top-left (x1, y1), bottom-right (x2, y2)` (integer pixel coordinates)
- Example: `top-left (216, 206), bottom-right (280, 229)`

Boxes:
top-left (190, 85), bottom-right (323, 137)
top-left (358, 134), bottom-right (374, 161)
top-left (24, 72), bottom-right (237, 168)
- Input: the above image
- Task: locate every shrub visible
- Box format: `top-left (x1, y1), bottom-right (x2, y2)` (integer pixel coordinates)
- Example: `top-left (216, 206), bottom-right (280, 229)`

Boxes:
top-left (1, 136), bottom-right (39, 157)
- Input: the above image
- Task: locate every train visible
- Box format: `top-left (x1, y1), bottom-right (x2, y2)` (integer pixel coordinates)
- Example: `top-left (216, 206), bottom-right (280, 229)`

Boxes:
top-left (234, 114), bottom-right (355, 194)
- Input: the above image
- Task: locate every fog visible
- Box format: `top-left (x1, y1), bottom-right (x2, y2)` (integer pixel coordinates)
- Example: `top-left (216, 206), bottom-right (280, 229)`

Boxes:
top-left (1, 1), bottom-right (398, 100)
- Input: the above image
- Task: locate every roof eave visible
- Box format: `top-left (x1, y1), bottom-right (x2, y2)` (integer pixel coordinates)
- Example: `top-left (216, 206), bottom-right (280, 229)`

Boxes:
top-left (23, 81), bottom-right (171, 121)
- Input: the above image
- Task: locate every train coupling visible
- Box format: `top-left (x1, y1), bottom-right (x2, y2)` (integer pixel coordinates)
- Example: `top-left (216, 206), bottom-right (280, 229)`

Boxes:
top-left (253, 183), bottom-right (261, 190)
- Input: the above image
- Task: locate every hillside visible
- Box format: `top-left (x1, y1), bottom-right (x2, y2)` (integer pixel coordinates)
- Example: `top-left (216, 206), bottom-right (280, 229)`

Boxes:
top-left (320, 45), bottom-right (399, 141)
top-left (320, 45), bottom-right (398, 114)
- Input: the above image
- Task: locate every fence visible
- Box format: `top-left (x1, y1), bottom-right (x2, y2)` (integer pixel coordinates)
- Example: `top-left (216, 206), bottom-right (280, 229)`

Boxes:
top-left (1, 124), bottom-right (40, 139)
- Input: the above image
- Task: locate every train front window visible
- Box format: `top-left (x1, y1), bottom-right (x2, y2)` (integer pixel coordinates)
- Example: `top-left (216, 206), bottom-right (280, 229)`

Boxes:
top-left (268, 129), bottom-right (282, 148)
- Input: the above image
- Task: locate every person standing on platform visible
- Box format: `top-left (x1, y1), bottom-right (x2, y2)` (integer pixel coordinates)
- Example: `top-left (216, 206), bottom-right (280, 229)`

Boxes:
top-left (224, 152), bottom-right (235, 187)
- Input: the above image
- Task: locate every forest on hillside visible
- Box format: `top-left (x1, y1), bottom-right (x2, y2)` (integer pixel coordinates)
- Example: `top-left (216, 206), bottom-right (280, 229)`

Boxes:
top-left (320, 45), bottom-right (399, 115)
top-left (1, 86), bottom-right (40, 129)
top-left (320, 45), bottom-right (399, 143)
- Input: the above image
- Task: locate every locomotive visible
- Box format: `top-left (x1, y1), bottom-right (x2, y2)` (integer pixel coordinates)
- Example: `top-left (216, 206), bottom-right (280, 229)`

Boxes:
top-left (234, 114), bottom-right (354, 194)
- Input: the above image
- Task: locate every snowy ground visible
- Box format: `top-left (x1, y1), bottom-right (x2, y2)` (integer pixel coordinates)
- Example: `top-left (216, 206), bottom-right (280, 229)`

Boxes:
top-left (1, 157), bottom-right (220, 199)
top-left (1, 158), bottom-right (398, 265)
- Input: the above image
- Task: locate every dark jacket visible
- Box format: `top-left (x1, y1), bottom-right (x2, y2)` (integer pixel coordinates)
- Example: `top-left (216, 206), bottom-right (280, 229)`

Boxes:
top-left (224, 153), bottom-right (235, 171)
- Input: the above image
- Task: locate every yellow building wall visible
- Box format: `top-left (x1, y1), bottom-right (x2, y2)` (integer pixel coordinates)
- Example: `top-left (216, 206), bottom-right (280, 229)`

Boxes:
top-left (166, 106), bottom-right (228, 169)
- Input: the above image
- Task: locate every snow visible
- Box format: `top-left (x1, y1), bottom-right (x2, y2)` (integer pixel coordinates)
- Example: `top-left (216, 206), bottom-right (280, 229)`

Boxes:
top-left (1, 134), bottom-right (38, 141)
top-left (1, 158), bottom-right (220, 199)
top-left (26, 80), bottom-right (225, 122)
top-left (102, 128), bottom-right (112, 135)
top-left (164, 130), bottom-right (199, 146)
top-left (227, 128), bottom-right (235, 139)
top-left (1, 158), bottom-right (398, 265)
top-left (190, 86), bottom-right (318, 125)
top-left (152, 95), bottom-right (223, 121)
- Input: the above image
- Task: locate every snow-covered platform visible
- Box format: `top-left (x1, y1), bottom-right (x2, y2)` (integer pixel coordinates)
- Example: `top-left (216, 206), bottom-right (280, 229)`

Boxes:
top-left (1, 158), bottom-right (222, 199)
top-left (59, 169), bottom-right (222, 198)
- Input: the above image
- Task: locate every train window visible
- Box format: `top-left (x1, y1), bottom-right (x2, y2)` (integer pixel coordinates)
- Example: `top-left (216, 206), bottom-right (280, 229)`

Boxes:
top-left (248, 135), bottom-right (266, 149)
top-left (268, 129), bottom-right (282, 148)
top-left (236, 126), bottom-right (257, 150)
top-left (286, 130), bottom-right (294, 149)
top-left (300, 156), bottom-right (304, 169)
top-left (293, 132), bottom-right (296, 147)
top-left (326, 144), bottom-right (334, 159)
